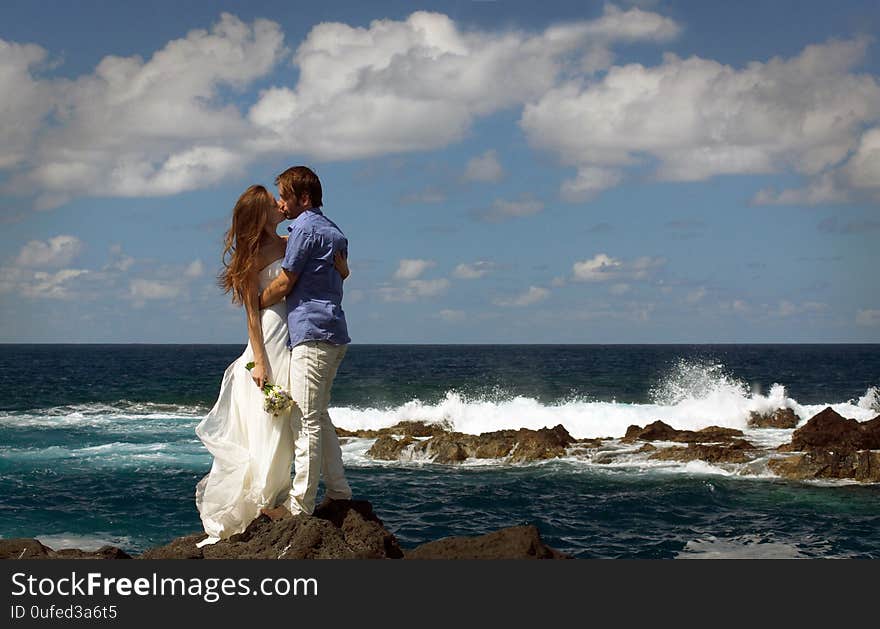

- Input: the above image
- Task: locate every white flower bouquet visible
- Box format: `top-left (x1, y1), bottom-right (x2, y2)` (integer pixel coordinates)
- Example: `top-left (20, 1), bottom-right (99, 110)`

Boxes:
top-left (245, 362), bottom-right (294, 417)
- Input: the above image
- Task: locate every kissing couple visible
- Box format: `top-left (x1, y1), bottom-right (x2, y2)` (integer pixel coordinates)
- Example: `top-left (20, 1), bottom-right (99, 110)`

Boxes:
top-left (194, 166), bottom-right (353, 546)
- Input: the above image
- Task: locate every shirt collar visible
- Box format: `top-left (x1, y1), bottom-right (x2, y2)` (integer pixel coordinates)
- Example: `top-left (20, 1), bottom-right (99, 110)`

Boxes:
top-left (287, 207), bottom-right (322, 231)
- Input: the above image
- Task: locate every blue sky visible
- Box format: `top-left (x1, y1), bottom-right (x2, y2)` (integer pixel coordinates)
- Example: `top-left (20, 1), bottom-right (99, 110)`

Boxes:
top-left (1, 0), bottom-right (878, 343)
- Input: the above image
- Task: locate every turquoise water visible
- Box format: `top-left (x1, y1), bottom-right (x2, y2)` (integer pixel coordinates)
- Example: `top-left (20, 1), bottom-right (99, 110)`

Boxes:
top-left (1, 344), bottom-right (878, 558)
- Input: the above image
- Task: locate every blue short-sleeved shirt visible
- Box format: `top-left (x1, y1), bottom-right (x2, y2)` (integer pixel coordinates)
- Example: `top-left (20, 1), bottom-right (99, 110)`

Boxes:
top-left (282, 208), bottom-right (350, 348)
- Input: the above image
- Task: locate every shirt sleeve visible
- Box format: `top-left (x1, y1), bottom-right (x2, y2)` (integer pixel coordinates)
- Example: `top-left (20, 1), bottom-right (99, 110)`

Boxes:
top-left (282, 226), bottom-right (314, 275)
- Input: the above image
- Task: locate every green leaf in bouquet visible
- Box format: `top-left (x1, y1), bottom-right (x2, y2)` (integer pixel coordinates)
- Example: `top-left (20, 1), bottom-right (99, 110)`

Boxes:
top-left (245, 361), bottom-right (255, 371)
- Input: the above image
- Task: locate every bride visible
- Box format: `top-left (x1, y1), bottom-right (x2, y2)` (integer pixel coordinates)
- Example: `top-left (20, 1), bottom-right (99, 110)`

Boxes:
top-left (194, 184), bottom-right (348, 546)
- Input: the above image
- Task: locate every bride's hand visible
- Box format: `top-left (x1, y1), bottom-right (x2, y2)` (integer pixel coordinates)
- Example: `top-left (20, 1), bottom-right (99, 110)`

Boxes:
top-left (250, 362), bottom-right (269, 389)
top-left (333, 251), bottom-right (350, 280)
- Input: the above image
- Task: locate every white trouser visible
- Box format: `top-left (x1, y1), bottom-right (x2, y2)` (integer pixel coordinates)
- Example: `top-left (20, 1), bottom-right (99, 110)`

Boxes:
top-left (288, 340), bottom-right (351, 515)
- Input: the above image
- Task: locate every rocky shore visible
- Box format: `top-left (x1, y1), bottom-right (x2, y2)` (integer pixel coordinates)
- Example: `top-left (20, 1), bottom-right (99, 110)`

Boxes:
top-left (0, 500), bottom-right (568, 560)
top-left (339, 407), bottom-right (880, 482)
top-left (4, 407), bottom-right (877, 561)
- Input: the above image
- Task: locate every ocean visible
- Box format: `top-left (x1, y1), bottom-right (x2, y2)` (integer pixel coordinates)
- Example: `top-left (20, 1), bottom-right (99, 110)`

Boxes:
top-left (1, 344), bottom-right (878, 559)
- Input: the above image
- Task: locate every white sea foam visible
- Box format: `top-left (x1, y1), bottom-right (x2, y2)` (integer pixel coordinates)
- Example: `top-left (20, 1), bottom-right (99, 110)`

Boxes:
top-left (0, 401), bottom-right (205, 430)
top-left (35, 534), bottom-right (133, 552)
top-left (330, 382), bottom-right (879, 440)
top-left (675, 535), bottom-right (816, 559)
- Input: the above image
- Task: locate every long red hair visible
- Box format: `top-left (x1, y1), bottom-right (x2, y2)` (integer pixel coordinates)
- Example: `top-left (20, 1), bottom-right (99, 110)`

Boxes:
top-left (219, 185), bottom-right (275, 304)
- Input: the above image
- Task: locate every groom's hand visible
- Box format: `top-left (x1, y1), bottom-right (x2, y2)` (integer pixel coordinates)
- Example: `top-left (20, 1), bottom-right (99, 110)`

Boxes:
top-left (261, 268), bottom-right (298, 309)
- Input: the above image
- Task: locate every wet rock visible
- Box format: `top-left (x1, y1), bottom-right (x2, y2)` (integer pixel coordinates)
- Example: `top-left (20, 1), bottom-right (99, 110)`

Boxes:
top-left (405, 525), bottom-right (570, 560)
top-left (141, 500), bottom-right (403, 560)
top-left (366, 424), bottom-right (575, 464)
top-left (415, 433), bottom-right (471, 463)
top-left (768, 450), bottom-right (880, 482)
top-left (778, 407), bottom-right (880, 452)
top-left (338, 421), bottom-right (452, 440)
top-left (648, 439), bottom-right (757, 464)
top-left (0, 539), bottom-right (131, 560)
top-left (622, 420), bottom-right (744, 444)
top-left (367, 434), bottom-right (418, 460)
top-left (0, 538), bottom-right (54, 559)
top-left (748, 408), bottom-right (800, 429)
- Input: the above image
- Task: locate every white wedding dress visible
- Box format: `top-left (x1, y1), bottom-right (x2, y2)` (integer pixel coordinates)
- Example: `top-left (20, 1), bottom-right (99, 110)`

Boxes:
top-left (195, 258), bottom-right (294, 546)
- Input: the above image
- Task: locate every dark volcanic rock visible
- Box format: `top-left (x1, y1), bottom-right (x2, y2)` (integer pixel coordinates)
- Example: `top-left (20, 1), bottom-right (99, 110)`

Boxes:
top-left (405, 525), bottom-right (569, 560)
top-left (748, 408), bottom-right (800, 429)
top-left (768, 450), bottom-right (880, 482)
top-left (778, 407), bottom-right (880, 452)
top-left (366, 424), bottom-right (575, 463)
top-left (338, 421), bottom-right (452, 440)
top-left (141, 500), bottom-right (403, 560)
top-left (648, 439), bottom-right (757, 464)
top-left (367, 434), bottom-right (417, 460)
top-left (0, 538), bottom-right (131, 560)
top-left (770, 408), bottom-right (880, 482)
top-left (622, 421), bottom-right (744, 444)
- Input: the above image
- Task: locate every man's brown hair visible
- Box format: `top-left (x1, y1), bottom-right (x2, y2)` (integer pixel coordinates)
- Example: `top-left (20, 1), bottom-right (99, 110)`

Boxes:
top-left (275, 166), bottom-right (323, 208)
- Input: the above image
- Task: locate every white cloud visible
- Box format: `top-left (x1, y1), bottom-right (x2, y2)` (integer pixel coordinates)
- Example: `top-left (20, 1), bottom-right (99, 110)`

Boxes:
top-left (15, 235), bottom-right (83, 267)
top-left (453, 261), bottom-right (496, 279)
top-left (2, 7), bottom-right (683, 206)
top-left (0, 39), bottom-right (53, 170)
top-left (437, 309), bottom-right (466, 322)
top-left (408, 278), bottom-right (450, 297)
top-left (184, 259), bottom-right (204, 278)
top-left (248, 7), bottom-right (680, 161)
top-left (610, 283), bottom-right (631, 295)
top-left (475, 196), bottom-right (544, 222)
top-left (572, 253), bottom-right (665, 282)
top-left (560, 167), bottom-right (622, 202)
top-left (394, 259), bottom-right (435, 280)
top-left (521, 38), bottom-right (880, 200)
top-left (686, 287), bottom-right (707, 304)
top-left (129, 279), bottom-right (182, 300)
top-left (399, 188), bottom-right (447, 204)
top-left (770, 300), bottom-right (829, 318)
top-left (495, 285), bottom-right (549, 307)
top-left (856, 309), bottom-right (880, 326)
top-left (464, 149), bottom-right (504, 183)
top-left (5, 14), bottom-right (286, 204)
top-left (842, 126), bottom-right (880, 198)
top-left (24, 269), bottom-right (88, 299)
top-left (572, 254), bottom-right (623, 281)
top-left (379, 278), bottom-right (450, 301)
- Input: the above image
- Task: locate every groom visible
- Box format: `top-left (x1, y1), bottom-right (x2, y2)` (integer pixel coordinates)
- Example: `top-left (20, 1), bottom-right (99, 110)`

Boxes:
top-left (258, 165), bottom-right (352, 516)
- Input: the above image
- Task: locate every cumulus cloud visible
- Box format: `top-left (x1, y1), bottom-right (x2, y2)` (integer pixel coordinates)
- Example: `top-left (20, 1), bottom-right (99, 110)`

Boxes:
top-left (560, 167), bottom-right (622, 202)
top-left (473, 196), bottom-right (544, 222)
top-left (380, 278), bottom-right (450, 301)
top-left (15, 235), bottom-right (83, 267)
top-left (494, 285), bottom-right (549, 307)
top-left (23, 269), bottom-right (89, 299)
top-left (129, 279), bottom-right (182, 300)
top-left (393, 258), bottom-right (435, 280)
top-left (437, 309), bottom-right (466, 322)
top-left (464, 149), bottom-right (504, 183)
top-left (247, 6), bottom-right (681, 160)
top-left (398, 188), bottom-right (447, 204)
top-left (0, 39), bottom-right (54, 170)
top-left (521, 37), bottom-right (880, 202)
top-left (3, 14), bottom-right (286, 206)
top-left (184, 259), bottom-right (205, 278)
top-left (686, 286), bottom-right (707, 304)
top-left (453, 261), bottom-right (496, 279)
top-left (572, 253), bottom-right (665, 282)
top-left (856, 309), bottom-right (880, 326)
